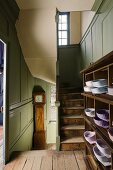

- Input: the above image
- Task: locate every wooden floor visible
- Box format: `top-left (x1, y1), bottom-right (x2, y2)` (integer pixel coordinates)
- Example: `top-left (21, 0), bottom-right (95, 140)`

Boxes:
top-left (4, 150), bottom-right (87, 170)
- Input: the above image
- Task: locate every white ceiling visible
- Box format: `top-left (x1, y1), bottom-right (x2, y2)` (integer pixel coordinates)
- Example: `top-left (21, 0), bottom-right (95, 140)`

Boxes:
top-left (16, 0), bottom-right (95, 84)
top-left (16, 0), bottom-right (95, 11)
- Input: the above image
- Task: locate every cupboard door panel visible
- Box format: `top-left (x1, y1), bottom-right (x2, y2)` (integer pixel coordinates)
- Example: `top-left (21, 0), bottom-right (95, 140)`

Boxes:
top-left (9, 109), bottom-right (21, 144)
top-left (9, 25), bottom-right (20, 105)
top-left (21, 105), bottom-right (28, 131)
top-left (103, 7), bottom-right (113, 56)
top-left (92, 16), bottom-right (102, 62)
top-left (28, 70), bottom-right (34, 99)
top-left (85, 30), bottom-right (93, 67)
top-left (21, 54), bottom-right (28, 101)
top-left (81, 40), bottom-right (86, 69)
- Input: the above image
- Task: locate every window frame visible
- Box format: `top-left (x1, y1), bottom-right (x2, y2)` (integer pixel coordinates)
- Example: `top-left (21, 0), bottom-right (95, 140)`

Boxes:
top-left (58, 12), bottom-right (70, 46)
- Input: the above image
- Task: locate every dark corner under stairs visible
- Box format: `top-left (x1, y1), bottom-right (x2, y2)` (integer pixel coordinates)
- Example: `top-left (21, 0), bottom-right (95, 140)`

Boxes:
top-left (59, 87), bottom-right (85, 151)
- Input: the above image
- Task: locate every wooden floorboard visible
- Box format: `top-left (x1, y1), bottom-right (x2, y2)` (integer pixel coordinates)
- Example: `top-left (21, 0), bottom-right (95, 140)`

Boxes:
top-left (74, 151), bottom-right (87, 170)
top-left (4, 150), bottom-right (86, 170)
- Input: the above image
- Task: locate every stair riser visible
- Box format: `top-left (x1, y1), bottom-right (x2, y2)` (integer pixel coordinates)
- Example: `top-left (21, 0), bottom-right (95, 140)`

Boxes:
top-left (62, 109), bottom-right (84, 115)
top-left (60, 94), bottom-right (82, 100)
top-left (60, 143), bottom-right (85, 151)
top-left (60, 129), bottom-right (84, 138)
top-left (62, 100), bottom-right (84, 107)
top-left (61, 118), bottom-right (84, 126)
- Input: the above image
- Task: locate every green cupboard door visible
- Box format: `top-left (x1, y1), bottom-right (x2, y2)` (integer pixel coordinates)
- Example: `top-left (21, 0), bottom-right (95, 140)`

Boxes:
top-left (28, 70), bottom-right (34, 99)
top-left (103, 7), bottom-right (113, 56)
top-left (9, 25), bottom-right (20, 105)
top-left (85, 30), bottom-right (93, 67)
top-left (92, 16), bottom-right (103, 62)
top-left (21, 54), bottom-right (28, 101)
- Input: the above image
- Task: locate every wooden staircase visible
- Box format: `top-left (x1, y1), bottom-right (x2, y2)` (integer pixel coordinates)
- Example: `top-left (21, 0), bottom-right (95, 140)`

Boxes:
top-left (59, 89), bottom-right (85, 151)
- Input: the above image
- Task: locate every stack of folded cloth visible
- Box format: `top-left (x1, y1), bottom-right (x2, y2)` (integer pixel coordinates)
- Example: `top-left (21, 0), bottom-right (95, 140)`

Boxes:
top-left (84, 131), bottom-right (96, 144)
top-left (93, 109), bottom-right (109, 128)
top-left (93, 139), bottom-right (111, 166)
top-left (84, 79), bottom-right (108, 94)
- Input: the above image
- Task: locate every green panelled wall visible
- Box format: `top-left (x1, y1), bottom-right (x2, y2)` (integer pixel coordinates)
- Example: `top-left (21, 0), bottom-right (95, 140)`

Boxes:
top-left (81, 0), bottom-right (113, 68)
top-left (0, 0), bottom-right (56, 162)
top-left (59, 45), bottom-right (82, 88)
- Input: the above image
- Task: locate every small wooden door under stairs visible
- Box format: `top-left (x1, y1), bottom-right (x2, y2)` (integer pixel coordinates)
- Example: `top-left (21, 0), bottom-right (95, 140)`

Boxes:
top-left (59, 88), bottom-right (85, 150)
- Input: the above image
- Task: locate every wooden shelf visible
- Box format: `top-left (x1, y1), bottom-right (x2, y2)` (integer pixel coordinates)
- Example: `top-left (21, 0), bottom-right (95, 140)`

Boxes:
top-left (81, 51), bottom-right (113, 170)
top-left (81, 93), bottom-right (113, 105)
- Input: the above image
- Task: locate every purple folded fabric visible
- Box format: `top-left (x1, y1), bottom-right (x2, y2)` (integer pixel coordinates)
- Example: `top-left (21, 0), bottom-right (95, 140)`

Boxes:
top-left (93, 145), bottom-right (111, 166)
top-left (84, 131), bottom-right (96, 144)
top-left (108, 128), bottom-right (113, 142)
top-left (96, 109), bottom-right (109, 122)
top-left (96, 139), bottom-right (111, 158)
top-left (94, 116), bottom-right (109, 128)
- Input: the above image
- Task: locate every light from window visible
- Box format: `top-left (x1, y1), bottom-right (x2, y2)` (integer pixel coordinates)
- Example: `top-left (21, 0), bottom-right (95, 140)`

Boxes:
top-left (58, 13), bottom-right (69, 46)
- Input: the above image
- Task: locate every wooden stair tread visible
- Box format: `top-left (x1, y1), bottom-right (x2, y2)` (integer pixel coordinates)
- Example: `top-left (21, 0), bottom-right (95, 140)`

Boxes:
top-left (63, 99), bottom-right (84, 102)
top-left (61, 137), bottom-right (84, 144)
top-left (63, 106), bottom-right (84, 110)
top-left (61, 115), bottom-right (83, 119)
top-left (61, 92), bottom-right (81, 96)
top-left (61, 125), bottom-right (85, 130)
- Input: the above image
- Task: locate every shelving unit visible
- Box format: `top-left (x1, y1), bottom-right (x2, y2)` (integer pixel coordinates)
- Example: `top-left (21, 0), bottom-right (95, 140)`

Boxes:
top-left (81, 51), bottom-right (113, 170)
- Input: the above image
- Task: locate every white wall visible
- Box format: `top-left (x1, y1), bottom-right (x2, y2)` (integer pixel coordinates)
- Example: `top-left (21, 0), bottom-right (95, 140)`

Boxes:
top-left (70, 11), bottom-right (81, 44)
top-left (16, 9), bottom-right (57, 84)
top-left (81, 11), bottom-right (95, 37)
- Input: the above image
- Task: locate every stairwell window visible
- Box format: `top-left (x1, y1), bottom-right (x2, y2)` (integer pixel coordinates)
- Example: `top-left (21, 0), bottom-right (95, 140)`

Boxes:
top-left (58, 12), bottom-right (70, 46)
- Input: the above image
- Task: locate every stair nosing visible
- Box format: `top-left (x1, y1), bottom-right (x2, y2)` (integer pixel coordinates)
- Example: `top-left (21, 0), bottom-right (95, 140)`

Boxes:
top-left (61, 125), bottom-right (85, 130)
top-left (61, 137), bottom-right (84, 144)
top-left (61, 115), bottom-right (84, 119)
top-left (63, 106), bottom-right (84, 110)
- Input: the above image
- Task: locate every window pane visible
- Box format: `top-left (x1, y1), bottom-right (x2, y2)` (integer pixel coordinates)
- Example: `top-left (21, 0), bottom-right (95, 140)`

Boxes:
top-left (59, 39), bottom-right (62, 45)
top-left (62, 31), bottom-right (67, 38)
top-left (62, 39), bottom-right (67, 45)
top-left (58, 24), bottom-right (62, 30)
top-left (59, 15), bottom-right (62, 23)
top-left (62, 15), bottom-right (67, 23)
top-left (62, 24), bottom-right (67, 30)
top-left (59, 31), bottom-right (62, 38)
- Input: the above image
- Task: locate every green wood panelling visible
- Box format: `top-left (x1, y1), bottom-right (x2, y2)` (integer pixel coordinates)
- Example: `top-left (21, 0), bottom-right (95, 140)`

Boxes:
top-left (0, 13), bottom-right (8, 37)
top-left (81, 0), bottom-right (113, 69)
top-left (59, 45), bottom-right (82, 88)
top-left (27, 102), bottom-right (33, 123)
top-left (9, 25), bottom-right (21, 105)
top-left (103, 7), bottom-right (113, 56)
top-left (28, 70), bottom-right (34, 99)
top-left (21, 55), bottom-right (28, 101)
top-left (10, 122), bottom-right (33, 153)
top-left (9, 109), bottom-right (21, 145)
top-left (21, 105), bottom-right (28, 131)
top-left (92, 16), bottom-right (103, 62)
top-left (85, 30), bottom-right (93, 66)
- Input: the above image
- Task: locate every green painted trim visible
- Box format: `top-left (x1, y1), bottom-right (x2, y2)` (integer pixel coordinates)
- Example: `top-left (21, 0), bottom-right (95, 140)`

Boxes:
top-left (91, 0), bottom-right (103, 12)
top-left (56, 136), bottom-right (60, 151)
top-left (9, 99), bottom-right (32, 111)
